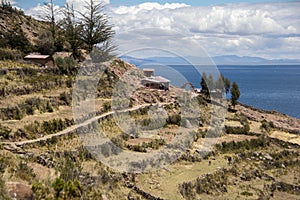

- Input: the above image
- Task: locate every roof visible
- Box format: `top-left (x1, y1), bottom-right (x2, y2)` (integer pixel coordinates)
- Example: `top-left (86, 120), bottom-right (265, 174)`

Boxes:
top-left (24, 55), bottom-right (51, 59)
top-left (142, 76), bottom-right (170, 83)
top-left (143, 68), bottom-right (155, 72)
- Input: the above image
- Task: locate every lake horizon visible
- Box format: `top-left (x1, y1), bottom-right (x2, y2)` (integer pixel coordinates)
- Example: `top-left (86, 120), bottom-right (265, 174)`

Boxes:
top-left (138, 64), bottom-right (300, 119)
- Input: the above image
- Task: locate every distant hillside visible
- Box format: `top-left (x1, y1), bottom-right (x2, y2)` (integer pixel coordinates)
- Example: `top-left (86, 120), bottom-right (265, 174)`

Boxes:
top-left (212, 55), bottom-right (300, 65)
top-left (120, 55), bottom-right (300, 66)
top-left (0, 6), bottom-right (49, 52)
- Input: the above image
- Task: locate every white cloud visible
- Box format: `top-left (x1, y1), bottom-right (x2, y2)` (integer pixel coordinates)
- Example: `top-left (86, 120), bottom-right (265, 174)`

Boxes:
top-left (24, 1), bottom-right (300, 59)
top-left (25, 3), bottom-right (62, 21)
top-left (113, 2), bottom-right (189, 15)
top-left (25, 0), bottom-right (110, 21)
top-left (66, 0), bottom-right (109, 13)
top-left (106, 2), bottom-right (300, 59)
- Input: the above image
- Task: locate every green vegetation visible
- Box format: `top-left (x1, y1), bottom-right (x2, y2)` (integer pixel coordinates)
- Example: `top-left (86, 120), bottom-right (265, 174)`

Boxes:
top-left (0, 97), bottom-right (57, 120)
top-left (215, 136), bottom-right (270, 153)
top-left (16, 118), bottom-right (73, 139)
top-left (38, 30), bottom-right (56, 55)
top-left (200, 72), bottom-right (209, 96)
top-left (261, 120), bottom-right (275, 133)
top-left (55, 56), bottom-right (77, 75)
top-left (78, 0), bottom-right (114, 53)
top-left (224, 77), bottom-right (231, 94)
top-left (39, 0), bottom-right (115, 57)
top-left (0, 124), bottom-right (11, 139)
top-left (127, 138), bottom-right (166, 152)
top-left (0, 177), bottom-right (10, 200)
top-left (225, 117), bottom-right (250, 135)
top-left (230, 81), bottom-right (240, 107)
top-left (0, 48), bottom-right (22, 60)
top-left (200, 73), bottom-right (238, 105)
top-left (0, 2), bottom-right (299, 199)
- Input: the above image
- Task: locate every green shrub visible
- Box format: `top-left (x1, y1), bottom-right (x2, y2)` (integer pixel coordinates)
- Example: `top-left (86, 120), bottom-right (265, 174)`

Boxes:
top-left (0, 97), bottom-right (58, 120)
top-left (260, 120), bottom-right (274, 132)
top-left (0, 177), bottom-right (10, 200)
top-left (55, 56), bottom-right (77, 75)
top-left (225, 118), bottom-right (250, 135)
top-left (20, 118), bottom-right (74, 139)
top-left (102, 101), bottom-right (111, 112)
top-left (52, 178), bottom-right (64, 198)
top-left (64, 180), bottom-right (82, 198)
top-left (0, 48), bottom-right (21, 60)
top-left (167, 114), bottom-right (181, 125)
top-left (55, 57), bottom-right (66, 73)
top-left (64, 57), bottom-right (77, 75)
top-left (241, 191), bottom-right (253, 196)
top-left (0, 124), bottom-right (11, 139)
top-left (59, 91), bottom-right (71, 106)
top-left (15, 161), bottom-right (36, 182)
top-left (216, 136), bottom-right (270, 153)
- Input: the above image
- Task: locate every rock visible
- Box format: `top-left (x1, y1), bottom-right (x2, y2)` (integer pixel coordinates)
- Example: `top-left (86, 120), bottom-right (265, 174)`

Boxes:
top-left (6, 182), bottom-right (33, 200)
top-left (3, 144), bottom-right (23, 153)
top-left (102, 194), bottom-right (109, 200)
top-left (264, 153), bottom-right (273, 160)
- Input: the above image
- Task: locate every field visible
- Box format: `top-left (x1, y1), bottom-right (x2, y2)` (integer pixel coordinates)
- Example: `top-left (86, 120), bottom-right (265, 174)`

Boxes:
top-left (0, 60), bottom-right (299, 199)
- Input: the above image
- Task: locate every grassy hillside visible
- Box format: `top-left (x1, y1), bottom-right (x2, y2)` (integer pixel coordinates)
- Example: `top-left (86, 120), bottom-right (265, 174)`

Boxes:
top-left (0, 57), bottom-right (299, 199)
top-left (0, 5), bottom-right (50, 54)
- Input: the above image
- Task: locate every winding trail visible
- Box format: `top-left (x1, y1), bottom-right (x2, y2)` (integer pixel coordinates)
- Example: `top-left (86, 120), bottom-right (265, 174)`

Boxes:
top-left (1, 103), bottom-right (167, 147)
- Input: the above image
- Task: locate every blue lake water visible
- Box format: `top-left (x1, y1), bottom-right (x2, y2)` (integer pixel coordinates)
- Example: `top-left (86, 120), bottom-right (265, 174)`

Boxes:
top-left (139, 65), bottom-right (300, 119)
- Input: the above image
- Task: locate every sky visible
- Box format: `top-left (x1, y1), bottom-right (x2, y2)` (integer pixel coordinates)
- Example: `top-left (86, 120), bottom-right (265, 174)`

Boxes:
top-left (8, 0), bottom-right (300, 60)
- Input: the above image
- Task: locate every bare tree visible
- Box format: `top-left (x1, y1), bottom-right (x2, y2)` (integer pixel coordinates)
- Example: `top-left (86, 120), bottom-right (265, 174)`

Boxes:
top-left (39, 0), bottom-right (60, 40)
top-left (60, 3), bottom-right (83, 58)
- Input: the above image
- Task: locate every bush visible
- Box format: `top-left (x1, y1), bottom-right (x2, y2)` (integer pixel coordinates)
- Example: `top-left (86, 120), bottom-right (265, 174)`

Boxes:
top-left (55, 57), bottom-right (66, 72)
top-left (64, 57), bottom-right (77, 75)
top-left (15, 161), bottom-right (36, 182)
top-left (52, 178), bottom-right (64, 198)
top-left (261, 120), bottom-right (274, 132)
top-left (102, 101), bottom-right (111, 112)
top-left (0, 177), bottom-right (10, 200)
top-left (0, 124), bottom-right (11, 139)
top-left (167, 114), bottom-right (181, 125)
top-left (216, 136), bottom-right (270, 153)
top-left (20, 118), bottom-right (74, 139)
top-left (64, 180), bottom-right (82, 198)
top-left (0, 97), bottom-right (58, 120)
top-left (0, 48), bottom-right (22, 60)
top-left (59, 91), bottom-right (71, 106)
top-left (38, 31), bottom-right (55, 55)
top-left (55, 56), bottom-right (77, 75)
top-left (225, 118), bottom-right (250, 135)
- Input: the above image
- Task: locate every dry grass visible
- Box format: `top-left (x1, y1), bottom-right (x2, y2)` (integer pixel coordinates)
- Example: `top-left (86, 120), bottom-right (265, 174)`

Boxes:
top-left (137, 157), bottom-right (228, 199)
top-left (216, 134), bottom-right (258, 144)
top-left (27, 162), bottom-right (58, 181)
top-left (225, 120), bottom-right (243, 128)
top-left (269, 131), bottom-right (300, 145)
top-left (0, 88), bottom-right (69, 109)
top-left (2, 105), bottom-right (72, 131)
top-left (249, 120), bottom-right (264, 134)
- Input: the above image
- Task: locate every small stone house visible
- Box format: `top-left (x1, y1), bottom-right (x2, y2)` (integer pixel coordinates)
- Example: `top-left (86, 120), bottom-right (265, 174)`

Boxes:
top-left (143, 68), bottom-right (154, 77)
top-left (142, 76), bottom-right (170, 90)
top-left (141, 68), bottom-right (170, 90)
top-left (24, 54), bottom-right (54, 67)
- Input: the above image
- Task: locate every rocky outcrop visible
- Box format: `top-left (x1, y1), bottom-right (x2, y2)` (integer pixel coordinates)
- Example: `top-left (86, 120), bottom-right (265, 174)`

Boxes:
top-left (6, 182), bottom-right (33, 200)
top-left (237, 103), bottom-right (300, 134)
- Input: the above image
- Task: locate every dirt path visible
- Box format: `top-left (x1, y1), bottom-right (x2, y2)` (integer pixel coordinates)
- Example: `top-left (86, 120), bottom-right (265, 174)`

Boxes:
top-left (1, 103), bottom-right (169, 147)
